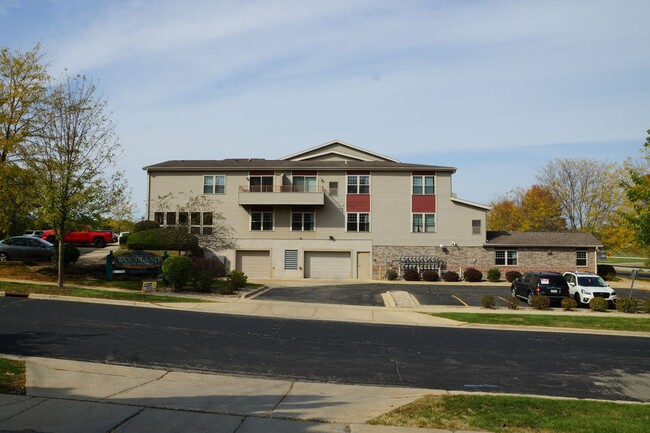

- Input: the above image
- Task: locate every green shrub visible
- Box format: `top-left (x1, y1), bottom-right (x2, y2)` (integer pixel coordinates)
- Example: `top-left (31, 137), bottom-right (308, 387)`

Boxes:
top-left (506, 296), bottom-right (519, 310)
top-left (133, 220), bottom-right (160, 233)
top-left (487, 268), bottom-right (501, 283)
top-left (422, 270), bottom-right (439, 282)
top-left (616, 297), bottom-right (638, 313)
top-left (505, 271), bottom-right (522, 283)
top-left (441, 271), bottom-right (459, 282)
top-left (529, 295), bottom-right (550, 310)
top-left (463, 268), bottom-right (482, 282)
top-left (225, 270), bottom-right (247, 294)
top-left (480, 294), bottom-right (496, 309)
top-left (162, 255), bottom-right (194, 291)
top-left (597, 264), bottom-right (617, 281)
top-left (590, 297), bottom-right (609, 312)
top-left (385, 269), bottom-right (398, 280)
top-left (643, 299), bottom-right (650, 314)
top-left (52, 244), bottom-right (81, 267)
top-left (127, 227), bottom-right (198, 252)
top-left (403, 269), bottom-right (420, 281)
top-left (193, 258), bottom-right (226, 293)
top-left (561, 297), bottom-right (577, 311)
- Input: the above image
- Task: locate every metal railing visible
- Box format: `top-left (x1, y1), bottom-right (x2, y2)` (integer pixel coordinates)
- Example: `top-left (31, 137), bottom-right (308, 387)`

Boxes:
top-left (239, 185), bottom-right (325, 193)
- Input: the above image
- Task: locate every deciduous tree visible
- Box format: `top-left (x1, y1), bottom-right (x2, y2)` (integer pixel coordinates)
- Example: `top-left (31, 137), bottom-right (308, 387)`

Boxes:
top-left (487, 185), bottom-right (565, 231)
top-left (622, 130), bottom-right (650, 248)
top-left (24, 74), bottom-right (124, 287)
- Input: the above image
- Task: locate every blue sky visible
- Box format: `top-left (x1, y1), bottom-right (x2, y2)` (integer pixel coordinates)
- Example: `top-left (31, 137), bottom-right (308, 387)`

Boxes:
top-left (2, 0), bottom-right (649, 215)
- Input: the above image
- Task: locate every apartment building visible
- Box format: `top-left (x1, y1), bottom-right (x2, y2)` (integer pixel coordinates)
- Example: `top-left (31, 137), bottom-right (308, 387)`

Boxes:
top-left (144, 140), bottom-right (599, 279)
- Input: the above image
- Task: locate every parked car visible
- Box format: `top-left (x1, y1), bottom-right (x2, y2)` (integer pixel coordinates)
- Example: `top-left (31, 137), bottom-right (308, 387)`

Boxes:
top-left (0, 236), bottom-right (54, 262)
top-left (511, 271), bottom-right (570, 306)
top-left (41, 225), bottom-right (113, 248)
top-left (99, 230), bottom-right (118, 243)
top-left (563, 271), bottom-right (617, 307)
top-left (23, 230), bottom-right (45, 238)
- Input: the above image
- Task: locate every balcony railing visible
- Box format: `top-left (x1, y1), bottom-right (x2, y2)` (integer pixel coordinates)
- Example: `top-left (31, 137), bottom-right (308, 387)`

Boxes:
top-left (238, 185), bottom-right (325, 205)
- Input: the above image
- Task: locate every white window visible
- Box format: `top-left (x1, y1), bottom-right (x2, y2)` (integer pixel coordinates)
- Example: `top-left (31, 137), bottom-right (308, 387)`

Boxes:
top-left (347, 175), bottom-right (370, 194)
top-left (284, 250), bottom-right (298, 270)
top-left (472, 220), bottom-right (481, 235)
top-left (412, 213), bottom-right (435, 232)
top-left (576, 251), bottom-right (587, 267)
top-left (204, 175), bottom-right (225, 194)
top-left (412, 175), bottom-right (435, 195)
top-left (495, 250), bottom-right (518, 266)
top-left (251, 211), bottom-right (273, 231)
top-left (347, 213), bottom-right (370, 232)
top-left (293, 176), bottom-right (317, 192)
top-left (291, 212), bottom-right (315, 231)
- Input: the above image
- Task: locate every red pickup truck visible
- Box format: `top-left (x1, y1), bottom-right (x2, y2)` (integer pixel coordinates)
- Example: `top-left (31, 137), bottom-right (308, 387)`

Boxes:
top-left (41, 226), bottom-right (113, 248)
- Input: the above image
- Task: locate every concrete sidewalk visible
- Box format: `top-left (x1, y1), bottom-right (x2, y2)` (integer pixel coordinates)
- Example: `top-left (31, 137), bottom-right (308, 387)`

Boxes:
top-left (0, 356), bottom-right (486, 433)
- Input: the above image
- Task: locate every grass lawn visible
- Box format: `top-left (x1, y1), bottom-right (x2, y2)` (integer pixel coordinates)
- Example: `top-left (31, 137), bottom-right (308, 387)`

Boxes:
top-left (430, 312), bottom-right (650, 333)
top-left (0, 281), bottom-right (208, 303)
top-left (369, 394), bottom-right (650, 433)
top-left (0, 358), bottom-right (26, 395)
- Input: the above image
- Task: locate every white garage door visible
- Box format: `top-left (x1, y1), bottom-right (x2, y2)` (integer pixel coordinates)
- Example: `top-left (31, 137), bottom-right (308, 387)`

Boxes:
top-left (304, 252), bottom-right (351, 279)
top-left (236, 250), bottom-right (271, 278)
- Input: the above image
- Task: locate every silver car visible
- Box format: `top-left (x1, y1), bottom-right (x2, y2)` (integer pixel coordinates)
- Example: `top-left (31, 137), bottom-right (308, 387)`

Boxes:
top-left (0, 236), bottom-right (54, 262)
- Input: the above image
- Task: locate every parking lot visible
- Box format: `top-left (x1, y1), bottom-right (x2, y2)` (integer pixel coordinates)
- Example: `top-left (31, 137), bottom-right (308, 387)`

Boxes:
top-left (256, 282), bottom-right (650, 309)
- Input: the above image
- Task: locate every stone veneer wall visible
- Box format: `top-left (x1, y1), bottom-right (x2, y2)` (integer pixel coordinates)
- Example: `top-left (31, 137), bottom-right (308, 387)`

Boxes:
top-left (372, 245), bottom-right (596, 280)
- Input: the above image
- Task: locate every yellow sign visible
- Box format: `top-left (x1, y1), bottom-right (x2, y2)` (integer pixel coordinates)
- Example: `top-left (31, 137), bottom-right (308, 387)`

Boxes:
top-left (142, 281), bottom-right (157, 293)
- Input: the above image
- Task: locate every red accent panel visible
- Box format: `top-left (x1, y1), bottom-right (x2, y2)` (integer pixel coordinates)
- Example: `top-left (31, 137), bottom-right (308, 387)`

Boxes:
top-left (292, 170), bottom-right (317, 176)
top-left (412, 195), bottom-right (436, 212)
top-left (346, 194), bottom-right (370, 212)
top-left (250, 170), bottom-right (274, 175)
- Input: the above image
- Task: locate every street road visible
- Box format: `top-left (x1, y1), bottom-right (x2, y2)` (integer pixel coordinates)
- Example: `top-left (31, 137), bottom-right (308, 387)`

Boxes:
top-left (1, 297), bottom-right (649, 402)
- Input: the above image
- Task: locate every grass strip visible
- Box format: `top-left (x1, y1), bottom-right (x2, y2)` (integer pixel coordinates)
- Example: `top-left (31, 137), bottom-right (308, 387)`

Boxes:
top-left (0, 358), bottom-right (26, 395)
top-left (0, 281), bottom-right (207, 303)
top-left (369, 394), bottom-right (650, 433)
top-left (431, 312), bottom-right (650, 333)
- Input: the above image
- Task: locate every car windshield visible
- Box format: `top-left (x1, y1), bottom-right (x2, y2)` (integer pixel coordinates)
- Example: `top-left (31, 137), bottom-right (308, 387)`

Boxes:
top-left (539, 275), bottom-right (566, 286)
top-left (577, 276), bottom-right (607, 287)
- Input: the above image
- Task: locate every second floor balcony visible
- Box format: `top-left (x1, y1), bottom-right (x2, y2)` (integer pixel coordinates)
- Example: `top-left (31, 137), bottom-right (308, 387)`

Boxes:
top-left (238, 185), bottom-right (326, 206)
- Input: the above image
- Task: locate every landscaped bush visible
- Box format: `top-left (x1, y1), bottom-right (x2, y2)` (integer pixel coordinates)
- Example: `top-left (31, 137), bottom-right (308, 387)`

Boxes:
top-left (225, 270), bottom-right (247, 294)
top-left (487, 268), bottom-right (501, 283)
top-left (597, 264), bottom-right (617, 281)
top-left (193, 258), bottom-right (226, 292)
top-left (441, 271), bottom-right (460, 282)
top-left (505, 271), bottom-right (522, 283)
top-left (589, 297), bottom-right (609, 312)
top-left (643, 299), bottom-right (650, 314)
top-left (561, 297), bottom-right (577, 311)
top-left (403, 269), bottom-right (420, 281)
top-left (529, 295), bottom-right (550, 310)
top-left (162, 255), bottom-right (194, 291)
top-left (616, 297), bottom-right (638, 313)
top-left (52, 244), bottom-right (81, 267)
top-left (463, 268), bottom-right (482, 282)
top-left (133, 220), bottom-right (160, 233)
top-left (506, 296), bottom-right (519, 310)
top-left (480, 294), bottom-right (496, 309)
top-left (385, 269), bottom-right (398, 280)
top-left (422, 270), bottom-right (439, 281)
top-left (126, 227), bottom-right (199, 252)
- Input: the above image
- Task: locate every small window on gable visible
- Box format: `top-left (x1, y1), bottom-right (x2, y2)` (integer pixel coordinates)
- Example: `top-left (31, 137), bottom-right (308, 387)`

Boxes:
top-left (472, 220), bottom-right (481, 235)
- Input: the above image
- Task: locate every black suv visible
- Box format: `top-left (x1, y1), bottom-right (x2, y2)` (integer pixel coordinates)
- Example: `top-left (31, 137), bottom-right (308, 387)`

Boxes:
top-left (511, 272), bottom-right (570, 305)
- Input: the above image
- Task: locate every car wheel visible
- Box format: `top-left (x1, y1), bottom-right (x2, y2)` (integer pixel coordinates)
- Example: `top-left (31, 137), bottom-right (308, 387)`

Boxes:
top-left (0, 253), bottom-right (8, 261)
top-left (93, 238), bottom-right (105, 248)
top-left (527, 292), bottom-right (534, 306)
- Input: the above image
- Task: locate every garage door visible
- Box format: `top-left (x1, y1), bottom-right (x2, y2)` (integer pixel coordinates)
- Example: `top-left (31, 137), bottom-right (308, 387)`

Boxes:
top-left (236, 250), bottom-right (271, 278)
top-left (304, 252), bottom-right (351, 279)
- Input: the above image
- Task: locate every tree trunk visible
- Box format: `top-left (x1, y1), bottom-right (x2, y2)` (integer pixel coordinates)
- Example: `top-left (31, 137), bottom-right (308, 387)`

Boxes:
top-left (57, 237), bottom-right (65, 288)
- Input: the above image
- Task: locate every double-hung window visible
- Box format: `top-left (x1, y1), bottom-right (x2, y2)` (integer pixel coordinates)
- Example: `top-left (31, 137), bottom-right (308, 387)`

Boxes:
top-left (576, 251), bottom-right (587, 267)
top-left (347, 213), bottom-right (370, 232)
top-left (347, 175), bottom-right (370, 194)
top-left (495, 250), bottom-right (518, 266)
top-left (203, 175), bottom-right (225, 194)
top-left (412, 175), bottom-right (435, 195)
top-left (251, 211), bottom-right (273, 231)
top-left (291, 212), bottom-right (315, 231)
top-left (412, 213), bottom-right (435, 232)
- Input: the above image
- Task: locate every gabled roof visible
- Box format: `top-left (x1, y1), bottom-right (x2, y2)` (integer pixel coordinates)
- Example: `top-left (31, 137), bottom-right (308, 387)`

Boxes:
top-left (485, 231), bottom-right (603, 248)
top-left (279, 140), bottom-right (400, 163)
top-left (451, 197), bottom-right (491, 211)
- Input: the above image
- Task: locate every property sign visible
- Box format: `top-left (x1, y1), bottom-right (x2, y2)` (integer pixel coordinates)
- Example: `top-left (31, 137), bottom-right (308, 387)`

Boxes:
top-left (142, 281), bottom-right (157, 293)
top-left (114, 251), bottom-right (163, 269)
